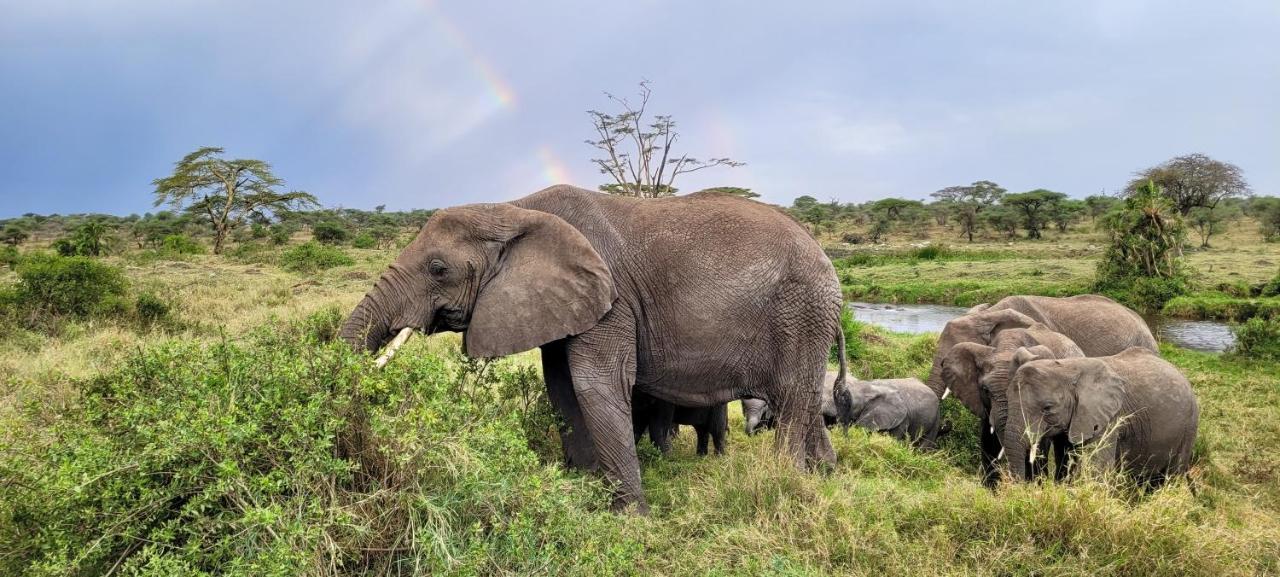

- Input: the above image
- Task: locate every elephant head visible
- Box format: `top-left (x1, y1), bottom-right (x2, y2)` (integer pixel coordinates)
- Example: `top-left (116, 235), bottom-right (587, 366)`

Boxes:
top-left (339, 203), bottom-right (617, 358)
top-left (1003, 353), bottom-right (1126, 480)
top-left (833, 380), bottom-right (905, 433)
top-left (926, 308), bottom-right (1038, 397)
top-left (742, 398), bottom-right (774, 435)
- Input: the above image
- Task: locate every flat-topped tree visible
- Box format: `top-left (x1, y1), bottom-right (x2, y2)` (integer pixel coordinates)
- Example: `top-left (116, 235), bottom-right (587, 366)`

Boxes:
top-left (152, 147), bottom-right (318, 254)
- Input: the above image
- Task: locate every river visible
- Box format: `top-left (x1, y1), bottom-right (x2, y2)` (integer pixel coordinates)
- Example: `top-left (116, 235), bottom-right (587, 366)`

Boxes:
top-left (849, 302), bottom-right (1236, 353)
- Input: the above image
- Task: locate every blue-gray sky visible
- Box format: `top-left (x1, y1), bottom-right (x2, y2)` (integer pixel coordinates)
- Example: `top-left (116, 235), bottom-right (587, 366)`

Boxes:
top-left (2, 0), bottom-right (1277, 217)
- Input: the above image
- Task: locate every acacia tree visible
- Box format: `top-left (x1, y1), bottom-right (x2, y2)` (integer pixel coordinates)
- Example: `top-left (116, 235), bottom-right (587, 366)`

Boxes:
top-left (587, 81), bottom-right (743, 198)
top-left (931, 180), bottom-right (1005, 242)
top-left (1002, 189), bottom-right (1067, 239)
top-left (1187, 205), bottom-right (1239, 248)
top-left (1127, 153), bottom-right (1251, 215)
top-left (698, 186), bottom-right (759, 199)
top-left (1084, 194), bottom-right (1118, 222)
top-left (153, 147), bottom-right (318, 254)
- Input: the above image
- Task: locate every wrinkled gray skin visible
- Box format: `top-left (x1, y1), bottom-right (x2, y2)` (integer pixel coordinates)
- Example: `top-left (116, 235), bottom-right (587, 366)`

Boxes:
top-left (632, 393), bottom-right (729, 456)
top-left (926, 295), bottom-right (1158, 399)
top-left (941, 322), bottom-right (1085, 484)
top-left (339, 185), bottom-right (843, 512)
top-left (744, 364), bottom-right (848, 435)
top-left (834, 376), bottom-right (940, 449)
top-left (1004, 347), bottom-right (1199, 486)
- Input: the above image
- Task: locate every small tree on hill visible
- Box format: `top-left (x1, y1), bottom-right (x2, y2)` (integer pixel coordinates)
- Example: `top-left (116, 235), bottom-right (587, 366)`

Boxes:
top-left (1186, 205), bottom-right (1239, 248)
top-left (587, 81), bottom-right (743, 198)
top-left (2, 224), bottom-right (29, 246)
top-left (1084, 194), bottom-right (1118, 222)
top-left (1002, 189), bottom-right (1067, 239)
top-left (1126, 153), bottom-right (1251, 215)
top-left (1049, 199), bottom-right (1086, 233)
top-left (153, 147), bottom-right (318, 254)
top-left (932, 180), bottom-right (1005, 242)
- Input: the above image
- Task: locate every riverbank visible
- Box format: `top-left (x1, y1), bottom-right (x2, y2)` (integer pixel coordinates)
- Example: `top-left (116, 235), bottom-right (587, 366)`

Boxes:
top-left (829, 230), bottom-right (1280, 321)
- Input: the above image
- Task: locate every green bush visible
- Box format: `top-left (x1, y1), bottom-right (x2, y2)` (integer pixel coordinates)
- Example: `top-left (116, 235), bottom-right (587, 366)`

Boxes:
top-left (280, 241), bottom-right (355, 273)
top-left (0, 245), bottom-right (18, 269)
top-left (12, 254), bottom-right (128, 321)
top-left (132, 291), bottom-right (175, 330)
top-left (160, 234), bottom-right (206, 255)
top-left (1262, 269), bottom-right (1280, 298)
top-left (1231, 316), bottom-right (1280, 360)
top-left (269, 223), bottom-right (294, 245)
top-left (0, 319), bottom-right (619, 576)
top-left (1092, 181), bottom-right (1190, 312)
top-left (351, 232), bottom-right (376, 249)
top-left (312, 220), bottom-right (349, 245)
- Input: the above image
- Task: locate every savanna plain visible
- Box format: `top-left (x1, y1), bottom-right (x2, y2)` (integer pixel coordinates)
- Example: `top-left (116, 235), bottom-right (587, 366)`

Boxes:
top-left (2, 215), bottom-right (1280, 576)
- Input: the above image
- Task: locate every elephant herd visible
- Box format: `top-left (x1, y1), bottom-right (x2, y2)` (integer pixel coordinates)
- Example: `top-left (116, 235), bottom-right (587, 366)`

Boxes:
top-left (340, 185), bottom-right (1200, 513)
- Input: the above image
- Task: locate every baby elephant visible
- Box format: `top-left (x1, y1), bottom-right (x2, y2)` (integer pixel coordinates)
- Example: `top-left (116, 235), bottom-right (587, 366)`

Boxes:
top-left (833, 375), bottom-right (940, 449)
top-left (633, 392), bottom-right (729, 456)
top-left (1004, 347), bottom-right (1199, 486)
top-left (742, 398), bottom-right (776, 436)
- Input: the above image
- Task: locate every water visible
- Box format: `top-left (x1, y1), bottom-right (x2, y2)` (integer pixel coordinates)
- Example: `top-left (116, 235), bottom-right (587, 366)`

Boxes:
top-left (848, 302), bottom-right (1235, 353)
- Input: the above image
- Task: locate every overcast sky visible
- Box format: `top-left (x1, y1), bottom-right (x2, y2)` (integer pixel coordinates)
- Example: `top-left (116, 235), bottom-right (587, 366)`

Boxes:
top-left (1, 0), bottom-right (1277, 217)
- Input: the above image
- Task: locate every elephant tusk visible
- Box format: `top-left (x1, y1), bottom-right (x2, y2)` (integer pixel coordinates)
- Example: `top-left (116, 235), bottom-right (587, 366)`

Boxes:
top-left (990, 425), bottom-right (995, 435)
top-left (996, 447), bottom-right (1005, 461)
top-left (1028, 444), bottom-right (1038, 463)
top-left (375, 327), bottom-right (415, 368)
top-left (941, 387), bottom-right (951, 400)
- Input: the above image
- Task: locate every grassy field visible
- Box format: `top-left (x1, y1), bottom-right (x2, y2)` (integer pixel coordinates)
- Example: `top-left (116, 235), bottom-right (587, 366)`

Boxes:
top-left (826, 218), bottom-right (1280, 318)
top-left (2, 234), bottom-right (1280, 575)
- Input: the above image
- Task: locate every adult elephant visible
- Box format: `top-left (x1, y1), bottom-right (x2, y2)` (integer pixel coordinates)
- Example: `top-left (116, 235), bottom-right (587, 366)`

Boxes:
top-left (940, 321), bottom-right (1084, 485)
top-left (1004, 347), bottom-right (1199, 486)
top-left (925, 295), bottom-right (1158, 398)
top-left (339, 185), bottom-right (843, 512)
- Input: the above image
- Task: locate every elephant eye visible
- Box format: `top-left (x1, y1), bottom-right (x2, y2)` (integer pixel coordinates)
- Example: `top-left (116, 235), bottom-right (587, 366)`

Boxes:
top-left (428, 259), bottom-right (448, 277)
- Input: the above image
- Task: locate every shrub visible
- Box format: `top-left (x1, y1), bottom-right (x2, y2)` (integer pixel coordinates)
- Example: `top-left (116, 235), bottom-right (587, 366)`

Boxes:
top-left (1231, 316), bottom-right (1280, 360)
top-left (351, 232), bottom-right (376, 249)
top-left (269, 223), bottom-right (294, 245)
top-left (53, 220), bottom-right (116, 257)
top-left (312, 220), bottom-right (349, 245)
top-left (1092, 181), bottom-right (1190, 312)
top-left (159, 234), bottom-right (205, 255)
top-left (0, 245), bottom-right (18, 269)
top-left (12, 253), bottom-right (128, 321)
top-left (132, 291), bottom-right (175, 330)
top-left (280, 241), bottom-right (355, 273)
top-left (1262, 269), bottom-right (1280, 298)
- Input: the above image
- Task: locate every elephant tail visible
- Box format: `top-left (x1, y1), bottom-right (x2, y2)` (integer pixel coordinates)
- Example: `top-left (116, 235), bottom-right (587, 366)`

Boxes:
top-left (835, 312), bottom-right (848, 388)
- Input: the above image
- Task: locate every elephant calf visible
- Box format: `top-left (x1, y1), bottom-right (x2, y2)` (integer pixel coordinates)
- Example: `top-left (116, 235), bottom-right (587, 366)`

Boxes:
top-left (633, 393), bottom-right (729, 456)
top-left (833, 376), bottom-right (940, 449)
top-left (742, 398), bottom-right (776, 436)
top-left (1005, 347), bottom-right (1199, 486)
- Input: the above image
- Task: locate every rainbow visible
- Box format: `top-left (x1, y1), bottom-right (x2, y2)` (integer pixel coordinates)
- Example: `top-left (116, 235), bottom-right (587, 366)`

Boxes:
top-left (419, 0), bottom-right (516, 109)
top-left (537, 145), bottom-right (573, 185)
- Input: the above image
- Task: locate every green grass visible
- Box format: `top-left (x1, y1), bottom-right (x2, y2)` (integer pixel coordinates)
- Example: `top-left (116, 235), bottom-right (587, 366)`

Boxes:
top-left (3, 237), bottom-right (1280, 575)
top-left (1162, 293), bottom-right (1280, 321)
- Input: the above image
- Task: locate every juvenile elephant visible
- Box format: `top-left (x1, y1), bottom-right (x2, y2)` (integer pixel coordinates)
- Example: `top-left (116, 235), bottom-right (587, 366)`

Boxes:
top-left (1004, 347), bottom-right (1199, 486)
top-left (940, 320), bottom-right (1085, 484)
top-left (340, 185), bottom-right (843, 512)
top-left (742, 398), bottom-right (776, 436)
top-left (633, 393), bottom-right (729, 456)
top-left (926, 295), bottom-right (1158, 399)
top-left (833, 376), bottom-right (940, 449)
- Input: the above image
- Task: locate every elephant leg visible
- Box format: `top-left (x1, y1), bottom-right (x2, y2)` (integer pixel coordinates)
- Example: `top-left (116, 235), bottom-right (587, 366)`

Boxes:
top-left (979, 423), bottom-right (1001, 488)
top-left (774, 361), bottom-right (830, 470)
top-left (648, 402), bottom-right (675, 454)
top-left (540, 340), bottom-right (597, 472)
top-left (711, 405), bottom-right (728, 455)
top-left (1051, 434), bottom-right (1070, 482)
top-left (695, 425), bottom-right (710, 456)
top-left (566, 319), bottom-right (646, 513)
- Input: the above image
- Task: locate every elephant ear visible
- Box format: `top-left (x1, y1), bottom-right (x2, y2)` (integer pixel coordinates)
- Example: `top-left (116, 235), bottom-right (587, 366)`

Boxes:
top-left (1068, 362), bottom-right (1126, 445)
top-left (1009, 345), bottom-right (1054, 377)
top-left (972, 309), bottom-right (1038, 343)
top-left (856, 386), bottom-right (907, 432)
top-left (967, 302), bottom-right (992, 314)
top-left (947, 342), bottom-right (994, 418)
top-left (464, 204), bottom-right (616, 358)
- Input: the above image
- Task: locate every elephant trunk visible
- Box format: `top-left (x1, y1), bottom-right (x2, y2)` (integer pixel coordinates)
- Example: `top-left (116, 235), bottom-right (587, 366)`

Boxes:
top-left (340, 293), bottom-right (393, 353)
top-left (1004, 411), bottom-right (1038, 481)
top-left (340, 265), bottom-right (419, 354)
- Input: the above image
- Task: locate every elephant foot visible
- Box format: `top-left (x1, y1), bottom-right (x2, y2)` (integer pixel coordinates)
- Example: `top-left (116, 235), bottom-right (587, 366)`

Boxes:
top-left (610, 493), bottom-right (650, 515)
